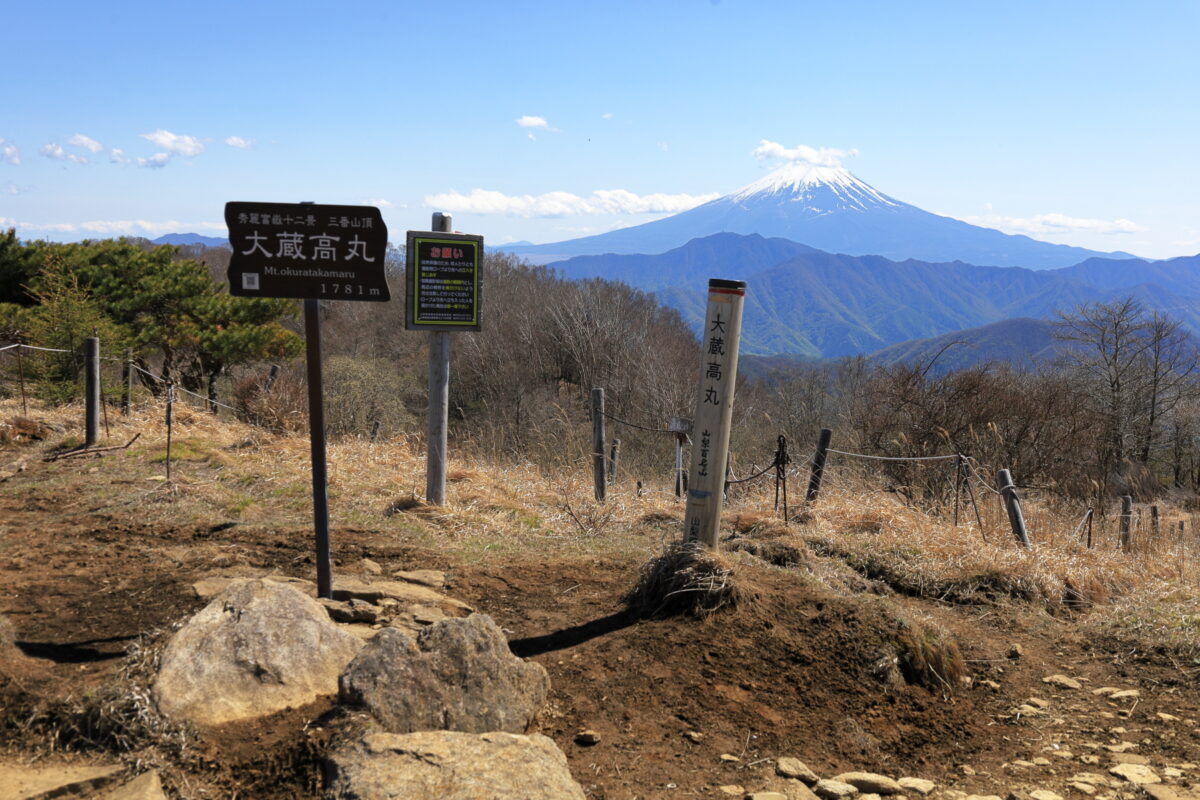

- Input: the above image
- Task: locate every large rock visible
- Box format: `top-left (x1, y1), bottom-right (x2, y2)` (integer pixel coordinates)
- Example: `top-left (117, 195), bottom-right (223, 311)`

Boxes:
top-left (153, 579), bottom-right (363, 726)
top-left (325, 729), bottom-right (585, 799)
top-left (339, 615), bottom-right (549, 734)
top-left (833, 773), bottom-right (903, 795)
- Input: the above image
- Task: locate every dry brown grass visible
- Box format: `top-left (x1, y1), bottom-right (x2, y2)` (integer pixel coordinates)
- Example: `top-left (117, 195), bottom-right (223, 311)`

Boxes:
top-left (626, 541), bottom-right (747, 618)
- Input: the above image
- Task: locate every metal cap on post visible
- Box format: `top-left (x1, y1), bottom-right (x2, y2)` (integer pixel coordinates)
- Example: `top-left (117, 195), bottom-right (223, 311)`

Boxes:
top-left (426, 212), bottom-right (452, 505)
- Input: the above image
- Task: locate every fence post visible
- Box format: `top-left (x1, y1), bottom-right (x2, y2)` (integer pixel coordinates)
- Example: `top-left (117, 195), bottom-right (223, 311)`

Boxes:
top-left (953, 454), bottom-right (963, 527)
top-left (1084, 507), bottom-right (1094, 548)
top-left (165, 381), bottom-right (175, 482)
top-left (264, 363), bottom-right (281, 393)
top-left (1151, 505), bottom-right (1160, 539)
top-left (85, 337), bottom-right (100, 446)
top-left (674, 434), bottom-right (685, 498)
top-left (121, 349), bottom-right (133, 415)
top-left (424, 212), bottom-right (453, 506)
top-left (608, 438), bottom-right (620, 485)
top-left (806, 428), bottom-right (832, 504)
top-left (997, 468), bottom-right (1031, 548)
top-left (1119, 495), bottom-right (1133, 552)
top-left (370, 420), bottom-right (381, 441)
top-left (17, 344), bottom-right (28, 416)
top-left (591, 388), bottom-right (606, 503)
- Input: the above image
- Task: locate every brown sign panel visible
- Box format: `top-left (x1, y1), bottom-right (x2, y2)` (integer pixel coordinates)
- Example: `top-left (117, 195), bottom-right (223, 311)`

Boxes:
top-left (226, 202), bottom-right (390, 301)
top-left (405, 230), bottom-right (483, 331)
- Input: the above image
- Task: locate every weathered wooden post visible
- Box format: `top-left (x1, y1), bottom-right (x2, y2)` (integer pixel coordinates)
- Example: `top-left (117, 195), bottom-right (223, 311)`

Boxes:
top-left (591, 388), bottom-right (607, 502)
top-left (806, 428), bottom-right (833, 503)
top-left (1151, 505), bottom-right (1160, 539)
top-left (1119, 495), bottom-right (1133, 551)
top-left (997, 469), bottom-right (1031, 548)
top-left (85, 336), bottom-right (100, 446)
top-left (683, 279), bottom-right (746, 548)
top-left (608, 438), bottom-right (620, 484)
top-left (370, 420), bottom-right (381, 441)
top-left (1083, 507), bottom-right (1095, 548)
top-left (670, 417), bottom-right (691, 499)
top-left (165, 381), bottom-right (175, 482)
top-left (17, 344), bottom-right (28, 416)
top-left (264, 363), bottom-right (281, 393)
top-left (121, 349), bottom-right (133, 415)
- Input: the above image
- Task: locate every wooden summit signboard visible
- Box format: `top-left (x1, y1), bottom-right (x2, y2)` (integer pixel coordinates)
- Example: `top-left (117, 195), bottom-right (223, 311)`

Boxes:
top-left (405, 230), bottom-right (483, 331)
top-left (226, 202), bottom-right (390, 301)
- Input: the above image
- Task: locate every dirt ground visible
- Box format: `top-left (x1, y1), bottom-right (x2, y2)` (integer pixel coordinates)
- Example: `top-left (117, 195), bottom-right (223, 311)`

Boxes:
top-left (2, 417), bottom-right (1199, 799)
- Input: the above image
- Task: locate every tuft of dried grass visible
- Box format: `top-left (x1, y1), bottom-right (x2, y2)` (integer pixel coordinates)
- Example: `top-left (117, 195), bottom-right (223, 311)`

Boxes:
top-left (895, 619), bottom-right (968, 695)
top-left (626, 540), bottom-right (746, 619)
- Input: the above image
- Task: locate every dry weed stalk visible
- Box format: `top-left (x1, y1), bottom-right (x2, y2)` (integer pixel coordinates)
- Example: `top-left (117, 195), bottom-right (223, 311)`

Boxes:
top-left (627, 540), bottom-right (745, 618)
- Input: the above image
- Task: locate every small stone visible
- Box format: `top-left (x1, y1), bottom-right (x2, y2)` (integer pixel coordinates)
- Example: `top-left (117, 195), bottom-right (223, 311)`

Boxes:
top-left (965, 796), bottom-right (1002, 800)
top-left (749, 794), bottom-right (789, 800)
top-left (1012, 761), bottom-right (1037, 768)
top-left (361, 558), bottom-right (383, 575)
top-left (1019, 705), bottom-right (1045, 716)
top-left (1033, 757), bottom-right (1052, 766)
top-left (776, 758), bottom-right (819, 784)
top-left (1044, 675), bottom-right (1083, 690)
top-left (814, 779), bottom-right (860, 799)
top-left (685, 730), bottom-right (703, 743)
top-left (1008, 644), bottom-right (1025, 659)
top-left (981, 680), bottom-right (1002, 690)
top-left (392, 569), bottom-right (447, 589)
top-left (959, 765), bottom-right (976, 776)
top-left (1052, 751), bottom-right (1075, 760)
top-left (1108, 764), bottom-right (1160, 784)
top-left (1068, 784), bottom-right (1096, 796)
top-left (1030, 791), bottom-right (1063, 800)
top-left (1109, 754), bottom-right (1148, 766)
top-left (409, 605), bottom-right (445, 625)
top-left (1027, 698), bottom-right (1051, 709)
top-left (1162, 768), bottom-right (1182, 779)
top-left (1108, 690), bottom-right (1140, 700)
top-left (1156, 713), bottom-right (1179, 722)
top-left (1104, 743), bottom-right (1137, 753)
top-left (721, 753), bottom-right (742, 762)
top-left (719, 786), bottom-right (745, 796)
top-left (574, 730), bottom-right (600, 746)
top-left (1079, 756), bottom-right (1101, 766)
top-left (897, 778), bottom-right (935, 796)
top-left (832, 773), bottom-right (903, 795)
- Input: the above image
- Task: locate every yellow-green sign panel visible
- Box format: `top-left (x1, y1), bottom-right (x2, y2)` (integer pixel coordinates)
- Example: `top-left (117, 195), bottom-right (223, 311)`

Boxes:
top-left (405, 231), bottom-right (483, 331)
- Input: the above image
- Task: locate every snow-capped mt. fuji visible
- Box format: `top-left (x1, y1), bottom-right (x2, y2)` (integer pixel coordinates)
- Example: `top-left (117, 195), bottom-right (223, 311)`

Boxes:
top-left (502, 164), bottom-right (1130, 269)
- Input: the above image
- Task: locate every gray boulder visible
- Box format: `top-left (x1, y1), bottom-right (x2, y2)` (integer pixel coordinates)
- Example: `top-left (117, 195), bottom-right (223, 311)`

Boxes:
top-left (325, 730), bottom-right (585, 800)
top-left (153, 579), bottom-right (363, 726)
top-left (338, 614), bottom-right (549, 734)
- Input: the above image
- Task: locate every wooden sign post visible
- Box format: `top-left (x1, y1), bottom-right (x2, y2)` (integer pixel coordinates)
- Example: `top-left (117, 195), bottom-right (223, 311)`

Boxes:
top-left (225, 200), bottom-right (390, 599)
top-left (683, 279), bottom-right (747, 548)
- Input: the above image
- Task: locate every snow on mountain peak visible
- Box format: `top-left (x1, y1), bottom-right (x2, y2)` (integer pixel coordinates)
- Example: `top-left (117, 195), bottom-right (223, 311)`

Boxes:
top-left (729, 162), bottom-right (899, 211)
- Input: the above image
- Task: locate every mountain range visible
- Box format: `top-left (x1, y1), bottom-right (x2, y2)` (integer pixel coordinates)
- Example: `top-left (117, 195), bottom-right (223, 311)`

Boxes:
top-left (503, 163), bottom-right (1131, 269)
top-left (552, 232), bottom-right (1200, 358)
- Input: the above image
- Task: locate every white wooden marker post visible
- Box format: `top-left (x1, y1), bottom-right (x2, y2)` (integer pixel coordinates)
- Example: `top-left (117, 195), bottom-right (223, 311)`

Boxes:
top-left (683, 279), bottom-right (747, 548)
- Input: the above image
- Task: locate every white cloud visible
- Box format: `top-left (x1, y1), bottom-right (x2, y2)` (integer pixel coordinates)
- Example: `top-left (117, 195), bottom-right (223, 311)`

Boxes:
top-left (963, 211), bottom-right (1145, 236)
top-left (225, 135), bottom-right (253, 148)
top-left (515, 115), bottom-right (549, 129)
top-left (137, 153), bottom-right (172, 169)
top-left (362, 198), bottom-right (393, 207)
top-left (68, 133), bottom-right (103, 153)
top-left (110, 148), bottom-right (127, 164)
top-left (40, 143), bottom-right (88, 164)
top-left (4, 183), bottom-right (27, 195)
top-left (0, 138), bottom-right (19, 165)
top-left (0, 217), bottom-right (225, 236)
top-left (140, 129), bottom-right (205, 156)
top-left (423, 187), bottom-right (720, 217)
top-left (751, 140), bottom-right (859, 167)
top-left (601, 112), bottom-right (613, 119)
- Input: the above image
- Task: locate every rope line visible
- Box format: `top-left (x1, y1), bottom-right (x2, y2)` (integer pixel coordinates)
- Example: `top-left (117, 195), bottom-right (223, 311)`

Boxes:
top-left (0, 343), bottom-right (19, 352)
top-left (599, 409), bottom-right (676, 434)
top-left (828, 448), bottom-right (960, 463)
top-left (14, 344), bottom-right (71, 353)
top-left (725, 462), bottom-right (777, 485)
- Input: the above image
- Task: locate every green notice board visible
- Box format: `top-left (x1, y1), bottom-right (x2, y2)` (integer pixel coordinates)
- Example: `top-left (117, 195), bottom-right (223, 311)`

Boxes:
top-left (405, 230), bottom-right (483, 331)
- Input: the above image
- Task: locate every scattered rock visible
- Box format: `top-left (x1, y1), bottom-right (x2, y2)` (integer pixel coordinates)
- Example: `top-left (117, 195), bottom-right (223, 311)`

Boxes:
top-left (320, 598), bottom-right (381, 624)
top-left (338, 615), bottom-right (549, 734)
top-left (1032, 757), bottom-right (1052, 766)
top-left (361, 558), bottom-right (383, 575)
top-left (1092, 687), bottom-right (1122, 697)
top-left (1079, 756), bottom-right (1101, 766)
top-left (898, 778), bottom-right (936, 795)
top-left (393, 569), bottom-right (447, 589)
top-left (409, 605), bottom-right (445, 626)
top-left (103, 770), bottom-right (167, 799)
top-left (1110, 754), bottom-right (1149, 766)
top-left (1030, 791), bottom-right (1063, 800)
top-left (1108, 764), bottom-right (1160, 785)
top-left (1019, 705), bottom-right (1045, 716)
top-left (685, 730), bottom-right (704, 743)
top-left (721, 754), bottom-right (742, 763)
top-left (1027, 697), bottom-right (1051, 709)
top-left (833, 773), bottom-right (903, 795)
top-left (814, 779), bottom-right (860, 799)
top-left (1108, 690), bottom-right (1140, 700)
top-left (1104, 743), bottom-right (1138, 753)
top-left (749, 793), bottom-right (789, 800)
top-left (333, 577), bottom-right (472, 614)
top-left (325, 730), bottom-right (585, 800)
top-left (0, 761), bottom-right (125, 799)
top-left (1044, 675), bottom-right (1083, 690)
top-left (777, 758), bottom-right (819, 784)
top-left (1008, 644), bottom-right (1025, 659)
top-left (1156, 713), bottom-right (1180, 723)
top-left (153, 579), bottom-right (363, 726)
top-left (981, 680), bottom-right (1002, 691)
top-left (960, 765), bottom-right (978, 775)
top-left (965, 795), bottom-right (1003, 800)
top-left (574, 729), bottom-right (600, 746)
top-left (1067, 783), bottom-right (1096, 796)
top-left (1142, 787), bottom-right (1180, 800)
top-left (719, 786), bottom-right (746, 796)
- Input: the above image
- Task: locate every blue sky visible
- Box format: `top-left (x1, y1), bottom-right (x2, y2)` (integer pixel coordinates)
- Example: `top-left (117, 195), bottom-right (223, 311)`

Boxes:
top-left (2, 0), bottom-right (1197, 258)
